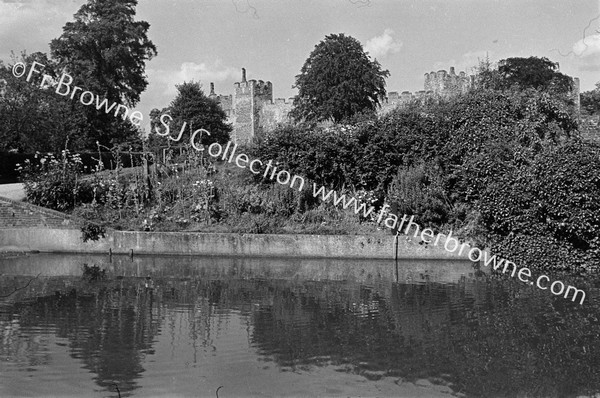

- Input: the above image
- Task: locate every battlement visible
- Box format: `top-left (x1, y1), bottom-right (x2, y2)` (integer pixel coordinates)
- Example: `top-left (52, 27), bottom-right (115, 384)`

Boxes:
top-left (211, 65), bottom-right (580, 144)
top-left (233, 68), bottom-right (273, 99)
top-left (271, 97), bottom-right (295, 105)
top-left (424, 66), bottom-right (474, 96)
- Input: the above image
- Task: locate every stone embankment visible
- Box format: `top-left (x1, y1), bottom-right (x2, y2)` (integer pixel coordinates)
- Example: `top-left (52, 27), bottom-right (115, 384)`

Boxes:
top-left (0, 195), bottom-right (471, 260)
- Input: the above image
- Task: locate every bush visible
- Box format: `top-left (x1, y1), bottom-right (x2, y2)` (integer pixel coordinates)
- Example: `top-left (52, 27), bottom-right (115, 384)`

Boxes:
top-left (81, 222), bottom-right (106, 242)
top-left (17, 151), bottom-right (94, 211)
top-left (387, 161), bottom-right (452, 229)
top-left (250, 124), bottom-right (359, 190)
top-left (82, 264), bottom-right (107, 282)
top-left (479, 140), bottom-right (600, 272)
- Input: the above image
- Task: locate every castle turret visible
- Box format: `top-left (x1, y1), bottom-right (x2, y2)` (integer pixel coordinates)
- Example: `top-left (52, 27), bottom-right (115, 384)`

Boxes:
top-left (231, 68), bottom-right (275, 144)
top-left (573, 77), bottom-right (581, 119)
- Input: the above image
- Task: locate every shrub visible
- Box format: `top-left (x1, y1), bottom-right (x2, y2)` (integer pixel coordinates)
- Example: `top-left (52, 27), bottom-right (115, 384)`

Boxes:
top-left (81, 222), bottom-right (106, 242)
top-left (387, 161), bottom-right (452, 229)
top-left (479, 140), bottom-right (600, 272)
top-left (17, 151), bottom-right (94, 211)
top-left (82, 264), bottom-right (107, 282)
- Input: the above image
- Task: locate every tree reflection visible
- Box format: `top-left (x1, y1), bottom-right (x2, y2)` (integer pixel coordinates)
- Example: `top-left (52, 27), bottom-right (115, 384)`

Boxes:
top-left (6, 284), bottom-right (163, 396)
top-left (247, 279), bottom-right (600, 397)
top-left (2, 273), bottom-right (600, 397)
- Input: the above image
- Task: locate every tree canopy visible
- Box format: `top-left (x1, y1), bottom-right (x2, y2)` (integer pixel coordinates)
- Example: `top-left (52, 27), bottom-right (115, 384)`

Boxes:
top-left (476, 56), bottom-right (573, 95)
top-left (290, 33), bottom-right (390, 123)
top-left (581, 82), bottom-right (600, 116)
top-left (150, 82), bottom-right (231, 149)
top-left (49, 0), bottom-right (156, 149)
top-left (50, 0), bottom-right (156, 107)
top-left (0, 52), bottom-right (84, 152)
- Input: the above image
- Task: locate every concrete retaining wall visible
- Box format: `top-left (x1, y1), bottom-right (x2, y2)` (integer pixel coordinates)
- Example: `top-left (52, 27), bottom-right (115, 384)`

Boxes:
top-left (0, 227), bottom-right (471, 260)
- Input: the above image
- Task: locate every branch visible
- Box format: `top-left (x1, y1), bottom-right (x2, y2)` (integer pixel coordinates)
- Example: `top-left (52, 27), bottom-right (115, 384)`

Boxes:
top-left (0, 273), bottom-right (41, 299)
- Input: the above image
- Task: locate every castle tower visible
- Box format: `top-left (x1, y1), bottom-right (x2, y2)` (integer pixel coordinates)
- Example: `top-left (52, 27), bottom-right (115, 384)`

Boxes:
top-left (572, 77), bottom-right (581, 118)
top-left (424, 67), bottom-right (472, 96)
top-left (232, 68), bottom-right (273, 144)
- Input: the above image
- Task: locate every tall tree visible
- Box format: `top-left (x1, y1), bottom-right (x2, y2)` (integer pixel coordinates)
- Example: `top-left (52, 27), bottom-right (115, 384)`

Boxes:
top-left (291, 33), bottom-right (390, 123)
top-left (50, 0), bottom-right (156, 107)
top-left (50, 0), bottom-right (157, 148)
top-left (496, 56), bottom-right (573, 95)
top-left (153, 82), bottom-right (231, 148)
top-left (0, 52), bottom-right (85, 153)
top-left (581, 82), bottom-right (600, 116)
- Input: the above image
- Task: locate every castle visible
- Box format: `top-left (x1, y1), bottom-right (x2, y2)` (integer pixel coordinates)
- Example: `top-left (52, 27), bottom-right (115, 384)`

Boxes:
top-left (209, 68), bottom-right (295, 144)
top-left (209, 66), bottom-right (580, 144)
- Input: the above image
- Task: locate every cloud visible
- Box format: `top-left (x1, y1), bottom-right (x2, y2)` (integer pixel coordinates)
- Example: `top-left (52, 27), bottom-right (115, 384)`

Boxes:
top-left (432, 50), bottom-right (494, 74)
top-left (573, 33), bottom-right (600, 57)
top-left (147, 60), bottom-right (239, 96)
top-left (0, 0), bottom-right (83, 61)
top-left (177, 61), bottom-right (239, 84)
top-left (579, 53), bottom-right (600, 71)
top-left (364, 29), bottom-right (402, 59)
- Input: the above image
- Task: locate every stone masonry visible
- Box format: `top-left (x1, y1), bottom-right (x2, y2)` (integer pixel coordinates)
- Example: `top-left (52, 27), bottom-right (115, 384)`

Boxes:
top-left (210, 67), bottom-right (580, 145)
top-left (0, 196), bottom-right (81, 229)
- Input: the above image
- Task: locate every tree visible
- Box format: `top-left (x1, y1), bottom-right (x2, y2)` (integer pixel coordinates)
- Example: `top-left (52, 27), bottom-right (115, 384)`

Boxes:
top-left (49, 0), bottom-right (157, 148)
top-left (50, 0), bottom-right (156, 107)
top-left (153, 82), bottom-right (231, 148)
top-left (0, 52), bottom-right (85, 153)
top-left (291, 33), bottom-right (390, 123)
top-left (581, 82), bottom-right (600, 116)
top-left (496, 56), bottom-right (572, 95)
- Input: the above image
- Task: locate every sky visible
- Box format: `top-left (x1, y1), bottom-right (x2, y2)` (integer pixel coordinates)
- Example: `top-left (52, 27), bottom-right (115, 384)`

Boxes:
top-left (1, 0), bottom-right (599, 131)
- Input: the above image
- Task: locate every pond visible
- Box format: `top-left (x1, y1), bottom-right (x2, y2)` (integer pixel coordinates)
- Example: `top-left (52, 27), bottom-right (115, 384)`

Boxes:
top-left (1, 253), bottom-right (599, 397)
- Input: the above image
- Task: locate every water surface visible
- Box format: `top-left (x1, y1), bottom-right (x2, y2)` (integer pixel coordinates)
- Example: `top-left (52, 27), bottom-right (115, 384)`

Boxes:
top-left (1, 253), bottom-right (599, 397)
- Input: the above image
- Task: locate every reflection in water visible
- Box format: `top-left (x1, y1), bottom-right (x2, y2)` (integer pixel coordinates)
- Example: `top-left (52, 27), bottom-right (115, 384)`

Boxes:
top-left (0, 255), bottom-right (599, 397)
top-left (2, 284), bottom-right (162, 396)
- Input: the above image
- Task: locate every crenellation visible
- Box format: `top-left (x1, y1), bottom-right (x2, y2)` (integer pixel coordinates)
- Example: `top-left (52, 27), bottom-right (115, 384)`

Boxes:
top-left (212, 65), bottom-right (580, 143)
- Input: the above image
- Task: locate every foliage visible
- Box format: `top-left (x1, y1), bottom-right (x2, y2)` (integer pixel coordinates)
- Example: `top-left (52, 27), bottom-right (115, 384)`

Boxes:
top-left (250, 124), bottom-right (359, 189)
top-left (247, 83), bottom-right (598, 272)
top-left (387, 161), bottom-right (452, 228)
top-left (581, 81), bottom-right (600, 116)
top-left (0, 52), bottom-right (85, 153)
top-left (16, 50), bottom-right (596, 273)
top-left (81, 222), bottom-right (106, 242)
top-left (150, 81), bottom-right (231, 148)
top-left (479, 140), bottom-right (600, 271)
top-left (472, 56), bottom-right (575, 115)
top-left (49, 0), bottom-right (156, 148)
top-left (290, 33), bottom-right (389, 123)
top-left (50, 0), bottom-right (156, 108)
top-left (82, 263), bottom-right (107, 282)
top-left (17, 150), bottom-right (93, 211)
top-left (496, 56), bottom-right (573, 94)
top-left (254, 88), bottom-right (576, 205)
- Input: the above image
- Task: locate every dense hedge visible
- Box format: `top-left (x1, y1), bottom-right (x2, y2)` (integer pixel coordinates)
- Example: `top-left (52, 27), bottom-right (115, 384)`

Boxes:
top-left (251, 88), bottom-right (598, 272)
top-left (480, 140), bottom-right (600, 272)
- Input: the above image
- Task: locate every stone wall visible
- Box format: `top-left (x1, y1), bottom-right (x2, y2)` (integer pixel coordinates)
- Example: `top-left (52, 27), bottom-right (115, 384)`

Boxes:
top-left (212, 66), bottom-right (581, 142)
top-left (259, 98), bottom-right (294, 132)
top-left (0, 196), bottom-right (81, 230)
top-left (0, 227), bottom-right (472, 260)
top-left (380, 90), bottom-right (431, 114)
top-left (424, 67), bottom-right (474, 97)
